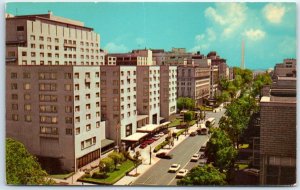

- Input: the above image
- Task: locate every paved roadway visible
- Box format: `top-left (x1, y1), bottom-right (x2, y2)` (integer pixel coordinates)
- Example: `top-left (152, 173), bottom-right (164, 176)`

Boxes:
top-left (132, 108), bottom-right (226, 186)
top-left (132, 134), bottom-right (209, 186)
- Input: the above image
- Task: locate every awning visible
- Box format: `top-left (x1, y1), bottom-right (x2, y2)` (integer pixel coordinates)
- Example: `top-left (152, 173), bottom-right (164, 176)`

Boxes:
top-left (160, 121), bottom-right (171, 126)
top-left (137, 115), bottom-right (148, 121)
top-left (121, 132), bottom-right (148, 142)
top-left (101, 139), bottom-right (115, 148)
top-left (136, 124), bottom-right (161, 132)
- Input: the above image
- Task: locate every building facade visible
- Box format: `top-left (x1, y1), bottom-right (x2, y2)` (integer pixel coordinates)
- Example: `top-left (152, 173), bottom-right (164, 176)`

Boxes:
top-left (259, 77), bottom-right (296, 185)
top-left (159, 65), bottom-right (177, 120)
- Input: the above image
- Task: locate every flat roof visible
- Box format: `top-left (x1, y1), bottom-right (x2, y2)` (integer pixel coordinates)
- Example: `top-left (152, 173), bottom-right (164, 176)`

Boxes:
top-left (121, 132), bottom-right (148, 141)
top-left (101, 139), bottom-right (115, 148)
top-left (137, 124), bottom-right (160, 132)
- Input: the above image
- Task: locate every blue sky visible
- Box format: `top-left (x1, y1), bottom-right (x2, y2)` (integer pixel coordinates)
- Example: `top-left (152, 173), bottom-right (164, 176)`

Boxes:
top-left (6, 2), bottom-right (296, 70)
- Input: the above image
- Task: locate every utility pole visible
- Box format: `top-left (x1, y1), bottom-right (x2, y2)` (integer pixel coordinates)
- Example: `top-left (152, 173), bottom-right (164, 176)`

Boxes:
top-left (149, 146), bottom-right (152, 165)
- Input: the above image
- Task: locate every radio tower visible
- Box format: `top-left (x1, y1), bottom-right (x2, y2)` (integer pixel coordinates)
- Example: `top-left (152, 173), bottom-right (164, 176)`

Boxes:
top-left (240, 40), bottom-right (245, 69)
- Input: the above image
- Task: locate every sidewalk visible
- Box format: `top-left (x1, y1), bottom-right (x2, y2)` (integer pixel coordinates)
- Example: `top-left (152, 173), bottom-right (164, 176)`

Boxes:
top-left (114, 124), bottom-right (200, 185)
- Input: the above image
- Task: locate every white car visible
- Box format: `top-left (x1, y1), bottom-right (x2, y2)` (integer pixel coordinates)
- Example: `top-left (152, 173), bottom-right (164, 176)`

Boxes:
top-left (190, 153), bottom-right (200, 162)
top-left (153, 134), bottom-right (160, 140)
top-left (168, 164), bottom-right (181, 173)
top-left (176, 169), bottom-right (188, 178)
top-left (158, 132), bottom-right (165, 137)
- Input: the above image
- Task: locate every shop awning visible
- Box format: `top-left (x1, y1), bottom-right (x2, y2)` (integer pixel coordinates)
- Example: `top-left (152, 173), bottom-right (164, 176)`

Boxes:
top-left (136, 124), bottom-right (161, 132)
top-left (160, 121), bottom-right (171, 126)
top-left (101, 139), bottom-right (115, 148)
top-left (137, 115), bottom-right (148, 121)
top-left (121, 132), bottom-right (148, 142)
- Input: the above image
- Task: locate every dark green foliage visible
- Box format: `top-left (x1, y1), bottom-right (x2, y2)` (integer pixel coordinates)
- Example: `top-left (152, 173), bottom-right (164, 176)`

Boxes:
top-left (6, 138), bottom-right (54, 185)
top-left (177, 165), bottom-right (227, 186)
top-left (177, 97), bottom-right (195, 111)
top-left (99, 157), bottom-right (115, 173)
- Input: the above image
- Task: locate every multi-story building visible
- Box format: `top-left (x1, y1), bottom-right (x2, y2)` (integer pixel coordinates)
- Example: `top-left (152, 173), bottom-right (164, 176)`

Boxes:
top-left (6, 65), bottom-right (106, 172)
top-left (6, 12), bottom-right (103, 66)
top-left (207, 51), bottom-right (229, 80)
top-left (100, 66), bottom-right (138, 145)
top-left (6, 13), bottom-right (107, 172)
top-left (108, 49), bottom-right (153, 66)
top-left (259, 76), bottom-right (296, 185)
top-left (273, 58), bottom-right (296, 79)
top-left (137, 66), bottom-right (161, 124)
top-left (159, 66), bottom-right (177, 120)
top-left (177, 66), bottom-right (210, 105)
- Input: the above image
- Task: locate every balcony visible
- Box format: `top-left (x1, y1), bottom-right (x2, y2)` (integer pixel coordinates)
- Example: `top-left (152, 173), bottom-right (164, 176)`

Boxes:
top-left (63, 42), bottom-right (76, 48)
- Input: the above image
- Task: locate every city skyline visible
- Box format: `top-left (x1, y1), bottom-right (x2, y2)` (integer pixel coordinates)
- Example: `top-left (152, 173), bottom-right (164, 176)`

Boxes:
top-left (6, 2), bottom-right (296, 70)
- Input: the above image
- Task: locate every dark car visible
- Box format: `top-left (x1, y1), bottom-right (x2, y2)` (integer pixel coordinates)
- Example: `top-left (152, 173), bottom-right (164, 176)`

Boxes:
top-left (156, 152), bottom-right (173, 159)
top-left (199, 146), bottom-right (206, 152)
top-left (139, 143), bottom-right (148, 149)
top-left (144, 139), bottom-right (155, 145)
top-left (190, 132), bottom-right (197, 137)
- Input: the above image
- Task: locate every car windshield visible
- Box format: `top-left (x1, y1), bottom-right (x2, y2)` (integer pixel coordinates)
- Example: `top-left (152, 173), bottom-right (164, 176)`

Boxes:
top-left (171, 165), bottom-right (178, 168)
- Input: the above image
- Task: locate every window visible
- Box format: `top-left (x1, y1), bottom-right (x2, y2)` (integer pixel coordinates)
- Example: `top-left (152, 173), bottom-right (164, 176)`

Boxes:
top-left (95, 72), bottom-right (100, 78)
top-left (64, 84), bottom-right (72, 91)
top-left (75, 117), bottom-right (80, 123)
top-left (30, 44), bottom-right (35, 49)
top-left (24, 104), bottom-right (31, 111)
top-left (76, 127), bottom-right (80, 135)
top-left (11, 94), bottom-right (18, 100)
top-left (24, 83), bottom-right (31, 90)
top-left (86, 94), bottom-right (91, 100)
top-left (96, 92), bottom-right (100, 97)
top-left (40, 126), bottom-right (58, 135)
top-left (65, 117), bottom-right (73, 124)
top-left (39, 94), bottom-right (57, 102)
top-left (39, 83), bottom-right (56, 91)
top-left (75, 106), bottom-right (80, 112)
top-left (75, 95), bottom-right (80, 101)
top-left (95, 82), bottom-right (100, 88)
top-left (39, 36), bottom-right (44, 41)
top-left (96, 112), bottom-right (100, 117)
top-left (86, 114), bottom-right (91, 120)
top-left (23, 72), bottom-right (31, 79)
top-left (39, 105), bottom-right (57, 113)
top-left (65, 95), bottom-right (72, 102)
top-left (11, 83), bottom-right (18, 90)
top-left (65, 106), bottom-right (72, 113)
top-left (47, 37), bottom-right (51, 42)
top-left (74, 73), bottom-right (79, 79)
top-left (66, 128), bottom-right (72, 135)
top-left (40, 116), bottom-right (58, 124)
top-left (96, 121), bottom-right (100, 128)
top-left (86, 104), bottom-right (91, 110)
top-left (11, 73), bottom-right (17, 79)
top-left (12, 114), bottom-right (18, 121)
top-left (64, 73), bottom-right (72, 79)
top-left (25, 115), bottom-right (32, 122)
top-left (12, 104), bottom-right (18, 110)
top-left (75, 84), bottom-right (80, 90)
top-left (96, 102), bottom-right (100, 107)
top-left (17, 26), bottom-right (24, 31)
top-left (86, 124), bottom-right (91, 131)
top-left (31, 52), bottom-right (36, 57)
top-left (22, 52), bottom-right (27, 56)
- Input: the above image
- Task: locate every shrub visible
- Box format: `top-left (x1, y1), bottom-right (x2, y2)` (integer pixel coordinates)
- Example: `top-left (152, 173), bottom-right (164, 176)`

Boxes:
top-left (154, 141), bottom-right (169, 153)
top-left (99, 157), bottom-right (115, 173)
top-left (92, 172), bottom-right (109, 179)
top-left (176, 129), bottom-right (186, 137)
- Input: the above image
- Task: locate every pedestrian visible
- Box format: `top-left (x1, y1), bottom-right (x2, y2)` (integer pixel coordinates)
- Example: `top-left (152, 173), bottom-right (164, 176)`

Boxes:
top-left (176, 136), bottom-right (179, 141)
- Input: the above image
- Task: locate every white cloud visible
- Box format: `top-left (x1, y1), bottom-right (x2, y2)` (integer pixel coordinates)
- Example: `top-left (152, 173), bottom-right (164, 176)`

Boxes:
top-left (104, 42), bottom-right (128, 53)
top-left (263, 3), bottom-right (286, 24)
top-left (205, 3), bottom-right (247, 38)
top-left (244, 29), bottom-right (266, 41)
top-left (190, 28), bottom-right (216, 52)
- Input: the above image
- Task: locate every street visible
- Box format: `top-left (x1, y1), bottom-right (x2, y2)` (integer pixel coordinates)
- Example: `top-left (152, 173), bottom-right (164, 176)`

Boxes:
top-left (132, 134), bottom-right (209, 186)
top-left (132, 108), bottom-right (225, 186)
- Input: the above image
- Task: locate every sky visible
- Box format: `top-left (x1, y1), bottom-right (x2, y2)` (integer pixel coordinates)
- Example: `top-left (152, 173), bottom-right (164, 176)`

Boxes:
top-left (6, 2), bottom-right (296, 70)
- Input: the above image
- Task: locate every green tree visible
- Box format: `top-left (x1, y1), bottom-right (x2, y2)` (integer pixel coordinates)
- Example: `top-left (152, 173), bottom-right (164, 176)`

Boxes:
top-left (99, 157), bottom-right (115, 173)
top-left (108, 152), bottom-right (123, 169)
top-left (177, 97), bottom-right (186, 111)
top-left (133, 151), bottom-right (141, 174)
top-left (184, 111), bottom-right (195, 126)
top-left (177, 165), bottom-right (227, 185)
top-left (177, 97), bottom-right (195, 111)
top-left (215, 146), bottom-right (237, 172)
top-left (6, 138), bottom-right (54, 185)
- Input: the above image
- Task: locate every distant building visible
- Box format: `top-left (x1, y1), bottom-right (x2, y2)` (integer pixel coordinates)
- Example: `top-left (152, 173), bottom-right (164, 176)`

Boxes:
top-left (273, 59), bottom-right (296, 79)
top-left (177, 66), bottom-right (210, 105)
top-left (259, 76), bottom-right (296, 185)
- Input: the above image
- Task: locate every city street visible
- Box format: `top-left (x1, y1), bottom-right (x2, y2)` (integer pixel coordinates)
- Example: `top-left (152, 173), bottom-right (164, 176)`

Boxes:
top-left (132, 134), bottom-right (209, 186)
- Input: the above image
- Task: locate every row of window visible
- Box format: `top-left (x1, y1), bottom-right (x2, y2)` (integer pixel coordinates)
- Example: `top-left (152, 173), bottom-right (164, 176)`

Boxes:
top-left (100, 95), bottom-right (136, 102)
top-left (11, 72), bottom-right (101, 80)
top-left (81, 137), bottom-right (97, 150)
top-left (21, 60), bottom-right (104, 66)
top-left (29, 35), bottom-right (99, 47)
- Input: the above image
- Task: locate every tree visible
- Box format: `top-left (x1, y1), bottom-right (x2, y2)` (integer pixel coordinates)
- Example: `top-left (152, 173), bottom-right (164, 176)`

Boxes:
top-left (99, 157), bottom-right (115, 173)
top-left (177, 97), bottom-right (186, 111)
top-left (133, 151), bottom-right (141, 174)
top-left (177, 97), bottom-right (195, 111)
top-left (6, 138), bottom-right (54, 185)
top-left (177, 165), bottom-right (227, 185)
top-left (108, 152), bottom-right (123, 169)
top-left (215, 146), bottom-right (237, 172)
top-left (184, 111), bottom-right (195, 126)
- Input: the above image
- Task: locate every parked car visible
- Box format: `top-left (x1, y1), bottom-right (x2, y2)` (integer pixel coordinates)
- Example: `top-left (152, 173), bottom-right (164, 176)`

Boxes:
top-left (156, 152), bottom-right (173, 159)
top-left (190, 153), bottom-right (200, 162)
top-left (159, 132), bottom-right (165, 137)
top-left (153, 134), bottom-right (160, 140)
top-left (176, 169), bottom-right (188, 178)
top-left (139, 143), bottom-right (148, 149)
top-left (199, 158), bottom-right (207, 167)
top-left (200, 153), bottom-right (205, 159)
top-left (144, 138), bottom-right (155, 145)
top-left (199, 146), bottom-right (206, 152)
top-left (190, 132), bottom-right (197, 137)
top-left (168, 164), bottom-right (181, 172)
